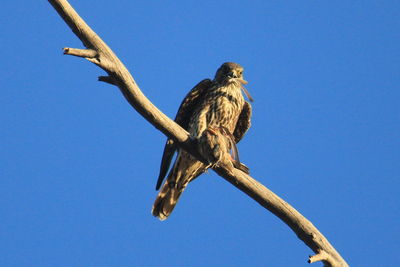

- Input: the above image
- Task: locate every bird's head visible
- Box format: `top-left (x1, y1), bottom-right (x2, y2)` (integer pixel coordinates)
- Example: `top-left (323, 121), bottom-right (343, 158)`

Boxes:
top-left (214, 62), bottom-right (246, 85)
top-left (214, 62), bottom-right (254, 102)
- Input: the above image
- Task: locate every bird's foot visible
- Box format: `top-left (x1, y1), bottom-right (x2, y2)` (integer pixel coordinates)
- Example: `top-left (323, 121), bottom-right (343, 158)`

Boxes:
top-left (198, 127), bottom-right (231, 169)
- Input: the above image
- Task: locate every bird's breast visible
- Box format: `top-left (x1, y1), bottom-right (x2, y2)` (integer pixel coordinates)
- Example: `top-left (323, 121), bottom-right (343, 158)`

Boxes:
top-left (206, 85), bottom-right (244, 131)
top-left (189, 84), bottom-right (244, 138)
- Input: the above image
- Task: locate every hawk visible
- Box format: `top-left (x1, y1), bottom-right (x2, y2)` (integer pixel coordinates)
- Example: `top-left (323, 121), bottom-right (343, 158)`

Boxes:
top-left (152, 62), bottom-right (252, 220)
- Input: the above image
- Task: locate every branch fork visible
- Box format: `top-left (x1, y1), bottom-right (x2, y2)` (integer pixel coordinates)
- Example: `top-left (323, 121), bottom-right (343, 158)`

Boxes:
top-left (309, 251), bottom-right (335, 265)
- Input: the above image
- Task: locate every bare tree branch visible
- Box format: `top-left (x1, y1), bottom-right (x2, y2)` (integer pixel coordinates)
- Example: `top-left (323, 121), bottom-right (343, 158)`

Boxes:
top-left (63, 47), bottom-right (97, 58)
top-left (48, 1), bottom-right (349, 266)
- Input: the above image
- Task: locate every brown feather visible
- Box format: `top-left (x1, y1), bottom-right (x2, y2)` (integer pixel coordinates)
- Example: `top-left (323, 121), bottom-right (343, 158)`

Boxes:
top-left (233, 101), bottom-right (252, 143)
top-left (152, 151), bottom-right (206, 220)
top-left (156, 79), bottom-right (213, 190)
top-left (153, 62), bottom-right (252, 220)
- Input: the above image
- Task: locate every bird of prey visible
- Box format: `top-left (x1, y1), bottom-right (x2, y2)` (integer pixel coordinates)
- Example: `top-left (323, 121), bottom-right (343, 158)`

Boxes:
top-left (152, 62), bottom-right (252, 220)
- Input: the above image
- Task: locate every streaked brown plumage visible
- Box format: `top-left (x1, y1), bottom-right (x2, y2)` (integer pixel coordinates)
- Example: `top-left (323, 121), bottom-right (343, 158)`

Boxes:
top-left (152, 62), bottom-right (252, 220)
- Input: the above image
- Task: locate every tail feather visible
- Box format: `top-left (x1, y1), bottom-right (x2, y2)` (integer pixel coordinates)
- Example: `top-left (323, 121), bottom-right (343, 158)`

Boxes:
top-left (152, 151), bottom-right (206, 220)
top-left (152, 180), bottom-right (183, 220)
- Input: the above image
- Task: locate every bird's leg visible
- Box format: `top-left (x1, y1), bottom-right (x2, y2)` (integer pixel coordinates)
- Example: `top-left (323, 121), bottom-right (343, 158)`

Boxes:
top-left (217, 126), bottom-right (250, 174)
top-left (198, 127), bottom-right (250, 173)
top-left (198, 127), bottom-right (230, 169)
top-left (217, 127), bottom-right (238, 161)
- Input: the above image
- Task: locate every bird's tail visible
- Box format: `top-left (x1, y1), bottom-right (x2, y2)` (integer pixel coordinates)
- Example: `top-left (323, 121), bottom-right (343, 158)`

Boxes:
top-left (152, 152), bottom-right (206, 220)
top-left (151, 178), bottom-right (184, 221)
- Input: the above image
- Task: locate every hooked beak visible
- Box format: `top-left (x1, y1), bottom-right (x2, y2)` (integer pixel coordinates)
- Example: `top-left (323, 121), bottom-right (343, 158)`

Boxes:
top-left (227, 72), bottom-right (239, 79)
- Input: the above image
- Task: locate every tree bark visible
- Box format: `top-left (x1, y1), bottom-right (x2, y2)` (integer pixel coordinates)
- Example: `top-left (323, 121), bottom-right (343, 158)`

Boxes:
top-left (48, 1), bottom-right (349, 266)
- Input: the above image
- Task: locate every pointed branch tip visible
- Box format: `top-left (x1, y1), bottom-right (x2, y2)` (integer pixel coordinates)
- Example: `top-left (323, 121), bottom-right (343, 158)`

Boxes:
top-left (308, 251), bottom-right (330, 264)
top-left (98, 76), bottom-right (118, 85)
top-left (63, 47), bottom-right (97, 58)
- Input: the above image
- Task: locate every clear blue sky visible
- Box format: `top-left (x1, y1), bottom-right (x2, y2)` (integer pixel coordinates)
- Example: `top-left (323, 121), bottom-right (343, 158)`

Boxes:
top-left (1, 1), bottom-right (399, 266)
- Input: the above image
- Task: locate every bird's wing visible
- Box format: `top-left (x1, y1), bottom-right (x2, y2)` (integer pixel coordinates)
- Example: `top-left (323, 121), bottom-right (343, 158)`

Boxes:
top-left (174, 79), bottom-right (213, 129)
top-left (155, 139), bottom-right (176, 190)
top-left (155, 78), bottom-right (213, 190)
top-left (233, 101), bottom-right (252, 144)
